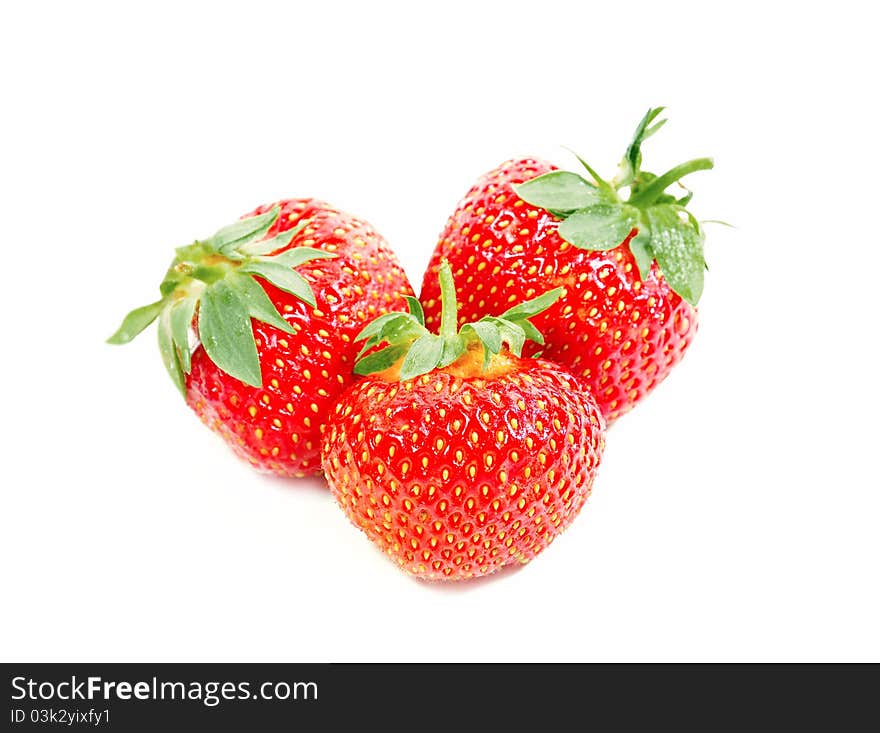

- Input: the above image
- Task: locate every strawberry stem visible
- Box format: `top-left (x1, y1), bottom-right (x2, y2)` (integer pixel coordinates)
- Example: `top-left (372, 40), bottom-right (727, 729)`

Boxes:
top-left (438, 260), bottom-right (458, 341)
top-left (628, 157), bottom-right (714, 207)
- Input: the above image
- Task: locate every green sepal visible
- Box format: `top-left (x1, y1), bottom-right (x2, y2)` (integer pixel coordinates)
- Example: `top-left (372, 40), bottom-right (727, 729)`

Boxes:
top-left (169, 295), bottom-right (198, 373)
top-left (399, 334), bottom-right (444, 381)
top-left (490, 317), bottom-right (526, 356)
top-left (268, 246), bottom-right (336, 268)
top-left (197, 280), bottom-right (262, 387)
top-left (463, 321), bottom-right (501, 356)
top-left (355, 312), bottom-right (411, 347)
top-left (107, 299), bottom-right (166, 344)
top-left (557, 204), bottom-right (639, 251)
top-left (617, 107), bottom-right (666, 187)
top-left (500, 286), bottom-right (565, 321)
top-left (463, 321), bottom-right (502, 370)
top-left (644, 118), bottom-right (667, 140)
top-left (238, 261), bottom-right (316, 306)
top-left (516, 318), bottom-right (544, 346)
top-left (354, 289), bottom-right (429, 348)
top-left (644, 205), bottom-right (705, 306)
top-left (562, 147), bottom-right (614, 194)
top-left (513, 171), bottom-right (604, 212)
top-left (157, 308), bottom-right (186, 397)
top-left (354, 344), bottom-right (409, 375)
top-left (207, 206), bottom-right (280, 254)
top-left (629, 228), bottom-right (654, 280)
top-left (354, 313), bottom-right (424, 360)
top-left (236, 222), bottom-right (303, 256)
top-left (405, 296), bottom-right (425, 326)
top-left (236, 227), bottom-right (295, 257)
top-left (676, 189), bottom-right (694, 207)
top-left (226, 272), bottom-right (295, 335)
top-left (437, 335), bottom-right (467, 369)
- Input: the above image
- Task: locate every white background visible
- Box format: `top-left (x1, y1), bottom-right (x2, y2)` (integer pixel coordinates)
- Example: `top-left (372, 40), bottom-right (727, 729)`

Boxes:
top-left (2, 1), bottom-right (878, 661)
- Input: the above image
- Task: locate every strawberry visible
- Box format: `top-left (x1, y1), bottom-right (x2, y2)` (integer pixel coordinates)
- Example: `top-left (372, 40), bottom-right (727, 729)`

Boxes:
top-left (322, 261), bottom-right (605, 580)
top-left (109, 199), bottom-right (413, 477)
top-left (421, 108), bottom-right (715, 422)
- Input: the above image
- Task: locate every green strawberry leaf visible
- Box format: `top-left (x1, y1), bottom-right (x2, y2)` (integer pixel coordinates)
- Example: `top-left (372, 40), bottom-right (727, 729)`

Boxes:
top-left (269, 246), bottom-right (336, 268)
top-left (645, 205), bottom-right (705, 306)
top-left (354, 344), bottom-right (409, 376)
top-left (227, 272), bottom-right (295, 336)
top-left (236, 223), bottom-right (301, 256)
top-left (438, 335), bottom-right (467, 368)
top-left (629, 229), bottom-right (654, 280)
top-left (169, 295), bottom-right (198, 373)
top-left (399, 333), bottom-right (444, 381)
top-left (515, 318), bottom-right (544, 346)
top-left (208, 206), bottom-right (280, 254)
top-left (238, 261), bottom-right (316, 306)
top-left (678, 207), bottom-right (704, 233)
top-left (157, 308), bottom-right (186, 397)
top-left (676, 189), bottom-right (694, 207)
top-left (464, 321), bottom-right (501, 355)
top-left (618, 107), bottom-right (666, 187)
top-left (562, 147), bottom-right (614, 193)
top-left (513, 171), bottom-right (603, 211)
top-left (498, 318), bottom-right (527, 356)
top-left (463, 321), bottom-right (502, 370)
top-left (500, 287), bottom-right (565, 320)
top-left (557, 204), bottom-right (639, 250)
top-left (198, 280), bottom-right (262, 387)
top-left (377, 315), bottom-right (425, 347)
top-left (480, 317), bottom-right (526, 357)
top-left (355, 313), bottom-right (423, 359)
top-left (405, 296), bottom-right (425, 326)
top-left (355, 312), bottom-right (409, 345)
top-left (107, 299), bottom-right (166, 344)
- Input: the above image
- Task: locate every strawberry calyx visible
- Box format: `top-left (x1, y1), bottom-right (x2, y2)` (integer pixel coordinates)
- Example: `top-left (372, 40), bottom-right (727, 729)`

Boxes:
top-left (107, 206), bottom-right (335, 394)
top-left (354, 261), bottom-right (563, 381)
top-left (513, 107), bottom-right (715, 306)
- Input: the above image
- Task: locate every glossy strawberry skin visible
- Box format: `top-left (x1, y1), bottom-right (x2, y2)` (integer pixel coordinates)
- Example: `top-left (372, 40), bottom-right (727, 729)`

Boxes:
top-left (421, 159), bottom-right (698, 422)
top-left (322, 355), bottom-right (605, 580)
top-left (187, 199), bottom-right (414, 477)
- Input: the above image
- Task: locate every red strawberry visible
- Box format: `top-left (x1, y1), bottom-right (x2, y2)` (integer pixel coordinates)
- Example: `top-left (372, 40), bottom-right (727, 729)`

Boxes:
top-left (421, 108), bottom-right (714, 422)
top-left (109, 199), bottom-right (414, 477)
top-left (322, 262), bottom-right (605, 580)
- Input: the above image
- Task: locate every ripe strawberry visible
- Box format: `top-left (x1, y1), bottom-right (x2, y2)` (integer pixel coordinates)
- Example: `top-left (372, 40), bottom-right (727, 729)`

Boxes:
top-left (322, 262), bottom-right (605, 580)
top-left (421, 108), bottom-right (715, 422)
top-left (109, 199), bottom-right (413, 477)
